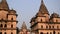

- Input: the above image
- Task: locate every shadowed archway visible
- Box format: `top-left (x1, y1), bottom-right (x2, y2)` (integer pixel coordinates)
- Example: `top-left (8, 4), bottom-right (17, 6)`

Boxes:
top-left (53, 31), bottom-right (55, 34)
top-left (0, 32), bottom-right (2, 34)
top-left (40, 32), bottom-right (43, 34)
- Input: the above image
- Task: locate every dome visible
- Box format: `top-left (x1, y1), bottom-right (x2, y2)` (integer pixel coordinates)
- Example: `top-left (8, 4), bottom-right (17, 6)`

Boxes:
top-left (8, 9), bottom-right (16, 14)
top-left (30, 17), bottom-right (36, 23)
top-left (50, 13), bottom-right (59, 18)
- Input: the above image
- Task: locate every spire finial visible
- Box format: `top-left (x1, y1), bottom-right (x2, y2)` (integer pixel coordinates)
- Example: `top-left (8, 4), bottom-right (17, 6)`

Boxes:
top-left (41, 0), bottom-right (44, 4)
top-left (21, 22), bottom-right (27, 29)
top-left (38, 0), bottom-right (49, 15)
top-left (0, 0), bottom-right (9, 10)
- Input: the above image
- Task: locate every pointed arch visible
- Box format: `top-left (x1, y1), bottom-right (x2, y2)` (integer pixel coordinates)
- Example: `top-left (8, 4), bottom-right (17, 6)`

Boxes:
top-left (11, 24), bottom-right (13, 28)
top-left (4, 32), bottom-right (6, 34)
top-left (11, 18), bottom-right (13, 20)
top-left (47, 32), bottom-right (48, 34)
top-left (0, 24), bottom-right (3, 27)
top-left (11, 32), bottom-right (13, 34)
top-left (40, 32), bottom-right (43, 34)
top-left (0, 32), bottom-right (2, 34)
top-left (53, 31), bottom-right (55, 34)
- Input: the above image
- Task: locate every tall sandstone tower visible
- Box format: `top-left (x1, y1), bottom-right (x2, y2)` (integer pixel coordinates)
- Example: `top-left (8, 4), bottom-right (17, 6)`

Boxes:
top-left (0, 0), bottom-right (18, 34)
top-left (30, 0), bottom-right (60, 34)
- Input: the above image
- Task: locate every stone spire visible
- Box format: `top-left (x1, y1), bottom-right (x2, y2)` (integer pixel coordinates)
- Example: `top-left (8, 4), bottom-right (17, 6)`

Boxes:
top-left (36, 0), bottom-right (49, 17)
top-left (39, 0), bottom-right (49, 14)
top-left (21, 22), bottom-right (27, 29)
top-left (41, 0), bottom-right (44, 4)
top-left (0, 0), bottom-right (9, 10)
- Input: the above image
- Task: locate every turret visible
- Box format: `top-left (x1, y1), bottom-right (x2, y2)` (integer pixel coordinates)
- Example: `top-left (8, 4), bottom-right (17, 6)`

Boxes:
top-left (0, 0), bottom-right (9, 10)
top-left (50, 13), bottom-right (60, 23)
top-left (21, 22), bottom-right (27, 29)
top-left (35, 0), bottom-right (49, 22)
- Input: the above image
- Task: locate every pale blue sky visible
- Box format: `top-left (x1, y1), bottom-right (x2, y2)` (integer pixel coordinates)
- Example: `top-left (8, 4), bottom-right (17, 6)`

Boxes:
top-left (7, 0), bottom-right (60, 29)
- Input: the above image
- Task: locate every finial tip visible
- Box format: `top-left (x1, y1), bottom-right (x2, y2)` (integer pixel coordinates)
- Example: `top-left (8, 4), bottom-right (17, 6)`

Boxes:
top-left (41, 0), bottom-right (43, 3)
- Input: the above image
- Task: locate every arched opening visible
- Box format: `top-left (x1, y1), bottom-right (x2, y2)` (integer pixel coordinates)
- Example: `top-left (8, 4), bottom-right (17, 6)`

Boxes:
top-left (11, 32), bottom-right (13, 34)
top-left (41, 19), bottom-right (42, 22)
top-left (47, 32), bottom-right (48, 34)
top-left (53, 31), bottom-right (55, 34)
top-left (4, 32), bottom-right (6, 34)
top-left (49, 26), bottom-right (51, 29)
top-left (57, 26), bottom-right (59, 29)
top-left (0, 24), bottom-right (3, 27)
top-left (0, 32), bottom-right (2, 34)
top-left (46, 26), bottom-right (48, 29)
top-left (58, 32), bottom-right (60, 34)
top-left (50, 32), bottom-right (52, 34)
top-left (11, 24), bottom-right (13, 28)
top-left (40, 32), bottom-right (43, 34)
top-left (11, 18), bottom-right (13, 20)
top-left (1, 18), bottom-right (3, 20)
top-left (52, 26), bottom-right (54, 28)
top-left (41, 25), bottom-right (43, 28)
top-left (56, 20), bottom-right (58, 22)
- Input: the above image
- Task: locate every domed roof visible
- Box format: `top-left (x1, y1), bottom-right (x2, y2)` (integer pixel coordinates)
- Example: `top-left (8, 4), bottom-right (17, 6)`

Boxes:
top-left (50, 13), bottom-right (59, 18)
top-left (8, 9), bottom-right (16, 14)
top-left (0, 0), bottom-right (9, 10)
top-left (30, 17), bottom-right (36, 23)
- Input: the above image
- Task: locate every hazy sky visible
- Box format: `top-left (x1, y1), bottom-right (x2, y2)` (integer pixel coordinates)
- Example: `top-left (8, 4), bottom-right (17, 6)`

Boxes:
top-left (7, 0), bottom-right (60, 29)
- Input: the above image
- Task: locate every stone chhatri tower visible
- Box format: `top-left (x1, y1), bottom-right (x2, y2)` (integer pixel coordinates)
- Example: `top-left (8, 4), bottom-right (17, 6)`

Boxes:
top-left (30, 0), bottom-right (60, 34)
top-left (19, 22), bottom-right (30, 34)
top-left (0, 0), bottom-right (18, 34)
